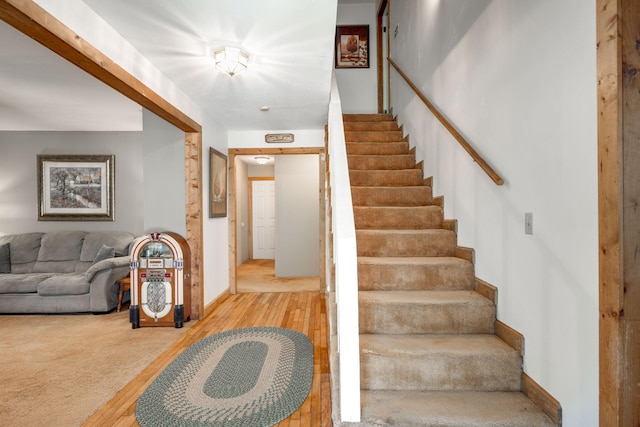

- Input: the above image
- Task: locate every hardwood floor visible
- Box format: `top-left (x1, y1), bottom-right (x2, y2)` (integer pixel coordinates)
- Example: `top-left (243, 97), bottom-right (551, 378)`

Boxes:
top-left (83, 291), bottom-right (332, 426)
top-left (237, 259), bottom-right (321, 293)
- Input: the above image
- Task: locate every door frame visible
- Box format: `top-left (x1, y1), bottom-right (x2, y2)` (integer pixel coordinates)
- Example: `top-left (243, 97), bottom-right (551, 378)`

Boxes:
top-left (376, 0), bottom-right (390, 113)
top-left (228, 148), bottom-right (325, 295)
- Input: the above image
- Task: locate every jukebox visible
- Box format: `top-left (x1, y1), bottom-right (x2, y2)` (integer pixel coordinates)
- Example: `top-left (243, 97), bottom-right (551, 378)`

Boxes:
top-left (129, 232), bottom-right (191, 328)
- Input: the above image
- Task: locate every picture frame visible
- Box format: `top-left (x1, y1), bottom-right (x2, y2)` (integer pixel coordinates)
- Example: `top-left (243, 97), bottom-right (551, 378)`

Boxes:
top-left (335, 24), bottom-right (370, 69)
top-left (37, 154), bottom-right (115, 221)
top-left (209, 147), bottom-right (228, 218)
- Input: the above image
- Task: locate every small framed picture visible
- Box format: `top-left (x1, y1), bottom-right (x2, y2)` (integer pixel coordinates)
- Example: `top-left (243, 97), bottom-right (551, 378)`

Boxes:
top-left (37, 154), bottom-right (115, 221)
top-left (335, 25), bottom-right (370, 68)
top-left (209, 147), bottom-right (228, 218)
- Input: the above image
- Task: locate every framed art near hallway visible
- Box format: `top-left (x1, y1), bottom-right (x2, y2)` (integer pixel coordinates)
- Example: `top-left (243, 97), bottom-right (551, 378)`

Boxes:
top-left (37, 154), bottom-right (115, 221)
top-left (209, 147), bottom-right (227, 218)
top-left (335, 24), bottom-right (370, 68)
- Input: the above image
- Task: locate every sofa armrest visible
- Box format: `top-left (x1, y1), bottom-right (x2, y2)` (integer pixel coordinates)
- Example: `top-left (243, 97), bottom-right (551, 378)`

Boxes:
top-left (85, 256), bottom-right (130, 282)
top-left (86, 257), bottom-right (131, 312)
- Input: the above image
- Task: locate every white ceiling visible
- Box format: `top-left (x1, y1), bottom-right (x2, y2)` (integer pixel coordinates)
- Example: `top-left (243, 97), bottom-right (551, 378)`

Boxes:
top-left (0, 20), bottom-right (143, 131)
top-left (0, 0), bottom-right (346, 132)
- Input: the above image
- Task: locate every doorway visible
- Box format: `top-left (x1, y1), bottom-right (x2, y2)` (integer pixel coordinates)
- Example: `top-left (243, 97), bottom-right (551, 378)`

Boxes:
top-left (377, 0), bottom-right (390, 114)
top-left (228, 148), bottom-right (326, 294)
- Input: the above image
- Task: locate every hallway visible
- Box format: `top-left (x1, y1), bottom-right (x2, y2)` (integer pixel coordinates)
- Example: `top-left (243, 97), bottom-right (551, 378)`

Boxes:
top-left (237, 259), bottom-right (322, 293)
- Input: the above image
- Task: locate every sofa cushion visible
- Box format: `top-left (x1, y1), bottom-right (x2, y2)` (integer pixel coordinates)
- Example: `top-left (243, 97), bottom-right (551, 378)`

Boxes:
top-left (0, 243), bottom-right (10, 273)
top-left (0, 233), bottom-right (43, 273)
top-left (0, 273), bottom-right (52, 294)
top-left (79, 232), bottom-right (134, 262)
top-left (33, 231), bottom-right (87, 274)
top-left (37, 274), bottom-right (90, 296)
top-left (37, 231), bottom-right (87, 261)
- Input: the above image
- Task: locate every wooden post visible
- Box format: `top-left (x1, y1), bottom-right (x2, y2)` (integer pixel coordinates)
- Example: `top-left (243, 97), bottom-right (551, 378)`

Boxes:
top-left (597, 0), bottom-right (640, 425)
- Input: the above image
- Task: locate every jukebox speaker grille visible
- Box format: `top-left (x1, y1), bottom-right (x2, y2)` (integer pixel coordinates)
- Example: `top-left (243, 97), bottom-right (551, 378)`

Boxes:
top-left (141, 280), bottom-right (172, 321)
top-left (147, 282), bottom-right (167, 313)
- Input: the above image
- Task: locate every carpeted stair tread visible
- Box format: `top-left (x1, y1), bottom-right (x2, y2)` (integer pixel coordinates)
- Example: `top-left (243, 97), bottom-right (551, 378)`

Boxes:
top-left (356, 229), bottom-right (457, 257)
top-left (348, 154), bottom-right (417, 170)
top-left (359, 290), bottom-right (495, 334)
top-left (346, 141), bottom-right (410, 155)
top-left (350, 169), bottom-right (425, 186)
top-left (351, 186), bottom-right (433, 207)
top-left (357, 390), bottom-right (556, 427)
top-left (357, 256), bottom-right (475, 291)
top-left (345, 130), bottom-right (404, 142)
top-left (360, 334), bottom-right (522, 391)
top-left (354, 206), bottom-right (443, 230)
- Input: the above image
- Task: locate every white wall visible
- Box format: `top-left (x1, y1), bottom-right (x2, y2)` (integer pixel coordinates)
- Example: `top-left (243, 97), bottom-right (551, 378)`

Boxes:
top-left (335, 1), bottom-right (378, 113)
top-left (275, 155), bottom-right (320, 277)
top-left (201, 115), bottom-right (230, 307)
top-left (0, 131), bottom-right (144, 235)
top-left (142, 109), bottom-right (186, 236)
top-left (389, 1), bottom-right (598, 426)
top-left (228, 129), bottom-right (325, 149)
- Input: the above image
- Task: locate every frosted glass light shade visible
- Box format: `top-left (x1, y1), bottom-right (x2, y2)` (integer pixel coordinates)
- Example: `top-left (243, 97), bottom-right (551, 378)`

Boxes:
top-left (214, 46), bottom-right (249, 77)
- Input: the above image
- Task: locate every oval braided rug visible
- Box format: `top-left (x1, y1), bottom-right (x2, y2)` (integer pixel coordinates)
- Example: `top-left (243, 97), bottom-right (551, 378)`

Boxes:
top-left (135, 327), bottom-right (314, 427)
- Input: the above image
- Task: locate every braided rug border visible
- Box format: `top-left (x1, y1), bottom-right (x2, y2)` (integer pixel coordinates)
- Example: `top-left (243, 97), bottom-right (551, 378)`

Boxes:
top-left (135, 327), bottom-right (314, 427)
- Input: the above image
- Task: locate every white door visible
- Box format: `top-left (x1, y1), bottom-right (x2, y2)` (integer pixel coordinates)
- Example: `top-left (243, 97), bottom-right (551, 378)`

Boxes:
top-left (252, 180), bottom-right (276, 259)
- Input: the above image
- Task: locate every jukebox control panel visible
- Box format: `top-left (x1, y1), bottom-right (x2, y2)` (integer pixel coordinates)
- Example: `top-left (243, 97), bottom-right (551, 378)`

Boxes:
top-left (129, 232), bottom-right (191, 328)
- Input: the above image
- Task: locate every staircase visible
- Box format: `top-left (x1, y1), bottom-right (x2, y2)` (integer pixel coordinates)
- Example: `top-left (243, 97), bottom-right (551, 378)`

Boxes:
top-left (342, 114), bottom-right (557, 426)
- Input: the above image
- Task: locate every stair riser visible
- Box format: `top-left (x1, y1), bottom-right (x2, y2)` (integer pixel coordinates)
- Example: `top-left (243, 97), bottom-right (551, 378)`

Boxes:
top-left (358, 260), bottom-right (475, 291)
top-left (348, 155), bottom-right (416, 170)
top-left (344, 121), bottom-right (399, 131)
top-left (356, 231), bottom-right (456, 257)
top-left (351, 186), bottom-right (432, 207)
top-left (350, 170), bottom-right (424, 187)
top-left (359, 391), bottom-right (558, 427)
top-left (345, 130), bottom-right (404, 142)
top-left (360, 353), bottom-right (522, 391)
top-left (346, 142), bottom-right (410, 155)
top-left (359, 302), bottom-right (495, 334)
top-left (354, 206), bottom-right (443, 230)
top-left (344, 113), bottom-right (393, 122)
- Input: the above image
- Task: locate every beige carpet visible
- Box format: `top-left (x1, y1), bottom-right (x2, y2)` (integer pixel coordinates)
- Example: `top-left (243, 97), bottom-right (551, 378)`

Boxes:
top-left (0, 310), bottom-right (191, 427)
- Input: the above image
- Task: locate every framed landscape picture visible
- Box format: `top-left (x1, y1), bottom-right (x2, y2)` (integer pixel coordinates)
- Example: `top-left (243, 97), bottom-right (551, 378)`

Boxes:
top-left (37, 154), bottom-right (115, 221)
top-left (209, 147), bottom-right (227, 218)
top-left (335, 24), bottom-right (370, 68)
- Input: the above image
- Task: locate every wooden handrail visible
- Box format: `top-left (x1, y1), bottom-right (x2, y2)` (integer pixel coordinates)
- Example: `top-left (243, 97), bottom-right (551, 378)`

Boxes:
top-left (388, 57), bottom-right (504, 185)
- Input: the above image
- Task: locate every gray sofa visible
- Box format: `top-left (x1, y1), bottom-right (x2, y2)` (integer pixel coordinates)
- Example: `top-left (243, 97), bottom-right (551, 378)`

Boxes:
top-left (0, 230), bottom-right (134, 314)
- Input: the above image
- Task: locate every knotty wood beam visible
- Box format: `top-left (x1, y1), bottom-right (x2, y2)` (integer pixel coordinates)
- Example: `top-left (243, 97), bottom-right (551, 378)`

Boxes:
top-left (0, 0), bottom-right (200, 133)
top-left (597, 0), bottom-right (640, 424)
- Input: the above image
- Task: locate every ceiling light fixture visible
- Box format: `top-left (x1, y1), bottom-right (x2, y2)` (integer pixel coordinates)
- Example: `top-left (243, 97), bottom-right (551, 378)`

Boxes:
top-left (214, 46), bottom-right (249, 77)
top-left (254, 156), bottom-right (271, 165)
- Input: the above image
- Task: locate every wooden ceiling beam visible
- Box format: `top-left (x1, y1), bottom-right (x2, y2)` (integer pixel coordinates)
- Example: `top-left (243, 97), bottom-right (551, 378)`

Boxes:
top-left (0, 0), bottom-right (201, 133)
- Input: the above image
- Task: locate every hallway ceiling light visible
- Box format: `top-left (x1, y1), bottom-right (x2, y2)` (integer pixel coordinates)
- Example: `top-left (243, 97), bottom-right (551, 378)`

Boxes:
top-left (254, 156), bottom-right (271, 165)
top-left (214, 46), bottom-right (249, 77)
